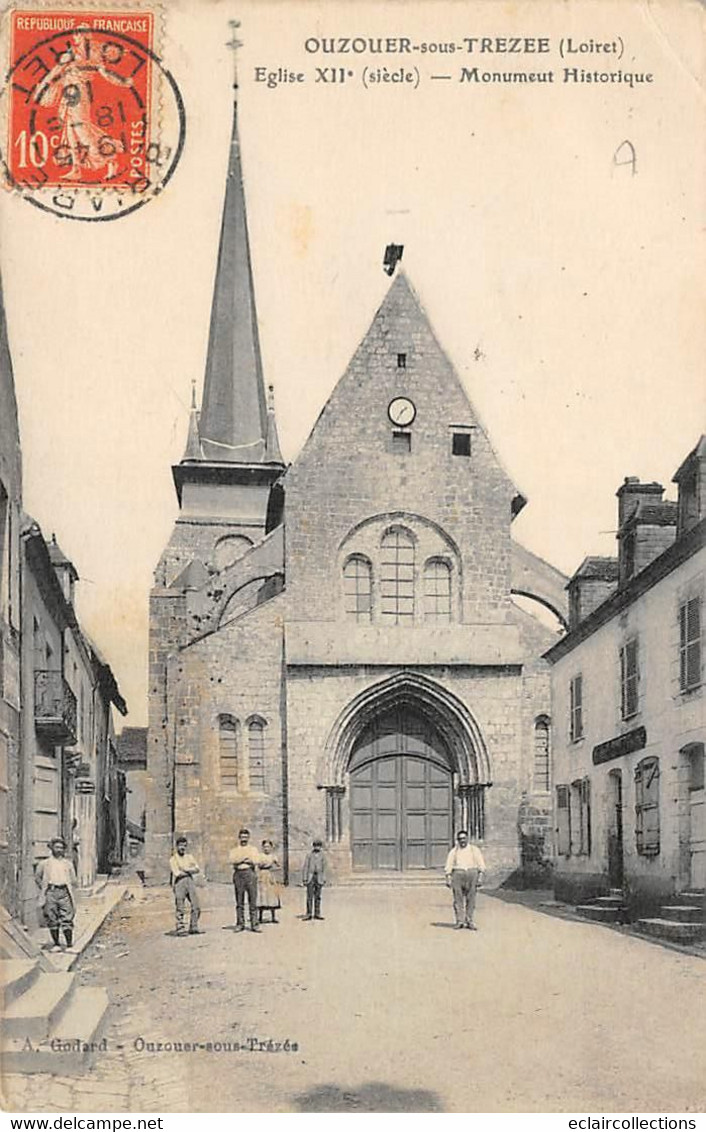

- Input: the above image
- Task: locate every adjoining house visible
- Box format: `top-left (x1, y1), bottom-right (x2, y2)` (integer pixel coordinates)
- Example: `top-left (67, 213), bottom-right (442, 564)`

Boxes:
top-left (0, 268), bottom-right (127, 928)
top-left (546, 439), bottom-right (705, 935)
top-left (116, 726), bottom-right (147, 859)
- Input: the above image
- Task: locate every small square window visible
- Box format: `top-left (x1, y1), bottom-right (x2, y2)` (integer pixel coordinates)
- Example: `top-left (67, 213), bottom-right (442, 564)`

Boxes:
top-left (397, 353), bottom-right (407, 369)
top-left (452, 432), bottom-right (471, 457)
top-left (391, 431), bottom-right (411, 454)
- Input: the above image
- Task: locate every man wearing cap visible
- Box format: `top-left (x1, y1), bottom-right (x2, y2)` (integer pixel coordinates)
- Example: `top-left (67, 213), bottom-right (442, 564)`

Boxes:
top-left (35, 836), bottom-right (78, 952)
top-left (228, 828), bottom-right (261, 933)
top-left (302, 839), bottom-right (327, 921)
top-left (444, 830), bottom-right (486, 930)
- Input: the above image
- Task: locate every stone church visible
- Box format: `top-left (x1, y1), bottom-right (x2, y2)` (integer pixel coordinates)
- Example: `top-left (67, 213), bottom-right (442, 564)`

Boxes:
top-left (145, 92), bottom-right (569, 885)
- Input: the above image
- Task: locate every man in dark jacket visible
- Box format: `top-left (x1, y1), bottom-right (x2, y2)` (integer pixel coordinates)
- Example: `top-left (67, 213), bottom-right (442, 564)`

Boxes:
top-left (302, 839), bottom-right (327, 921)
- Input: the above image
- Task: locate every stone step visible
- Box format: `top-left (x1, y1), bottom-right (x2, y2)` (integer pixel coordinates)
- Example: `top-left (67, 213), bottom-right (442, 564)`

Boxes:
top-left (662, 905), bottom-right (704, 923)
top-left (592, 896), bottom-right (624, 908)
top-left (0, 959), bottom-right (40, 1008)
top-left (635, 918), bottom-right (706, 944)
top-left (676, 890), bottom-right (706, 907)
top-left (339, 873), bottom-right (446, 887)
top-left (3, 972), bottom-right (75, 1041)
top-left (1, 987), bottom-right (110, 1075)
top-left (75, 875), bottom-right (110, 902)
top-left (575, 904), bottom-right (622, 923)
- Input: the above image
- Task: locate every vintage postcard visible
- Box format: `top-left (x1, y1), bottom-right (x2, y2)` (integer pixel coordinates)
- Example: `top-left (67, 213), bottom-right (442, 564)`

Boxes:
top-left (0, 0), bottom-right (704, 1117)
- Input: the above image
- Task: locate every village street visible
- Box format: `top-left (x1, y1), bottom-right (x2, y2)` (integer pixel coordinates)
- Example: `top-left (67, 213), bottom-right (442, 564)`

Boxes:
top-left (4, 883), bottom-right (706, 1114)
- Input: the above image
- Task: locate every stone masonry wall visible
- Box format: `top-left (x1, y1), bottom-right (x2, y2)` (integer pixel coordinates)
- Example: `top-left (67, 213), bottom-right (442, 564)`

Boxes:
top-left (168, 594), bottom-right (286, 883)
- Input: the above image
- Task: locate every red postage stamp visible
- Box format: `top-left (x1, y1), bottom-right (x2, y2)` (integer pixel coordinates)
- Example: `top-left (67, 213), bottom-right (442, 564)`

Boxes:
top-left (9, 11), bottom-right (154, 189)
top-left (0, 9), bottom-right (185, 220)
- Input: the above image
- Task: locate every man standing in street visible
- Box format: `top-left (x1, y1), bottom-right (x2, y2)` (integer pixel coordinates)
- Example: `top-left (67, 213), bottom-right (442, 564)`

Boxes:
top-left (35, 836), bottom-right (77, 952)
top-left (229, 828), bottom-right (261, 933)
top-left (444, 830), bottom-right (485, 930)
top-left (302, 839), bottom-right (327, 921)
top-left (169, 835), bottom-right (203, 937)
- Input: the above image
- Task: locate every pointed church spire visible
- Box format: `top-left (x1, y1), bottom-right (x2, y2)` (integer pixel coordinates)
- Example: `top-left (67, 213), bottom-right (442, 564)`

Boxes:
top-left (265, 384), bottom-right (283, 463)
top-left (182, 380), bottom-right (202, 461)
top-left (197, 73), bottom-right (271, 465)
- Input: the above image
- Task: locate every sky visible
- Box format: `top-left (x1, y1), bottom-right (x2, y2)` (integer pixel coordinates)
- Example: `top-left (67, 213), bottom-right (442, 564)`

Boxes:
top-left (0, 0), bottom-right (703, 726)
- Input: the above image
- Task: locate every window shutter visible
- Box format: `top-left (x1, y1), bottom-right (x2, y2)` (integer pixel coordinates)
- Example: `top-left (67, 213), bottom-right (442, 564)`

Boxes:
top-left (680, 597), bottom-right (702, 692)
top-left (556, 785), bottom-right (571, 855)
top-left (621, 639), bottom-right (639, 719)
top-left (687, 598), bottom-right (701, 690)
top-left (582, 777), bottom-right (592, 856)
top-left (635, 757), bottom-right (660, 855)
top-left (570, 675), bottom-right (583, 741)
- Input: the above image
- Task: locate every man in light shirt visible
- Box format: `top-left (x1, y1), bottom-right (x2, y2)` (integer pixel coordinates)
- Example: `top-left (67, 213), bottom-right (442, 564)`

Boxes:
top-left (169, 836), bottom-right (203, 937)
top-left (444, 830), bottom-right (486, 931)
top-left (35, 836), bottom-right (78, 952)
top-left (228, 828), bottom-right (261, 933)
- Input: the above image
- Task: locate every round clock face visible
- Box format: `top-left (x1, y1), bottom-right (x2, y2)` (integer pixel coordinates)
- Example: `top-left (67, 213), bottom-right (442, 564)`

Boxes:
top-left (388, 397), bottom-right (416, 427)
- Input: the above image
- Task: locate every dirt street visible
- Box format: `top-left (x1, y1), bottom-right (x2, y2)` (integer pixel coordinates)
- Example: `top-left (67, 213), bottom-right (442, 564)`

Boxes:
top-left (5, 883), bottom-right (705, 1113)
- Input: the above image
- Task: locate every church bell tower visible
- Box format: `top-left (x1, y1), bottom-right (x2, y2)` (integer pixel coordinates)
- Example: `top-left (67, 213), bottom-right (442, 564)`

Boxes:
top-left (163, 81), bottom-right (285, 584)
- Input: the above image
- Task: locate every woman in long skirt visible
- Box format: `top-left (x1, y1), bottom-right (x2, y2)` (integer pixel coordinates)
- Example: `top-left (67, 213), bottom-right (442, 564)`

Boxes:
top-left (257, 840), bottom-right (282, 923)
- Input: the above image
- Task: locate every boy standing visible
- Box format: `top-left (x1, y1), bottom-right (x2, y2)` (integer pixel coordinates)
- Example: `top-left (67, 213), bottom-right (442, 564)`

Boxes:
top-left (302, 839), bottom-right (327, 921)
top-left (35, 836), bottom-right (77, 952)
top-left (169, 836), bottom-right (203, 936)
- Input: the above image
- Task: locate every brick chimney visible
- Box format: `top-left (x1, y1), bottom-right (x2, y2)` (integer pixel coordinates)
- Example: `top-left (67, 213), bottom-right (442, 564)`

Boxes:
top-left (616, 478), bottom-right (677, 586)
top-left (567, 557), bottom-right (619, 629)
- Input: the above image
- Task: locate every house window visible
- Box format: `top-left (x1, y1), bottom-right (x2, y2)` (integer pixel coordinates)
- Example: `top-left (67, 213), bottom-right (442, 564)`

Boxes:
top-left (679, 595), bottom-right (702, 692)
top-left (569, 674), bottom-right (584, 742)
top-left (533, 717), bottom-right (550, 793)
top-left (247, 719), bottom-right (266, 793)
top-left (556, 785), bottom-right (571, 856)
top-left (620, 638), bottom-right (639, 719)
top-left (423, 558), bottom-right (451, 622)
top-left (218, 715), bottom-right (239, 789)
top-left (397, 352), bottom-right (407, 369)
top-left (391, 431), bottom-right (411, 455)
top-left (343, 555), bottom-right (373, 622)
top-left (571, 777), bottom-right (591, 855)
top-left (635, 756), bottom-right (660, 856)
top-left (688, 744), bottom-right (704, 791)
top-left (452, 432), bottom-right (471, 457)
top-left (380, 529), bottom-right (415, 623)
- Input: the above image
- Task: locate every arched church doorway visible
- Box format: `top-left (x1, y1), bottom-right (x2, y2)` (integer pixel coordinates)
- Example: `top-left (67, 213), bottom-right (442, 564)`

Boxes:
top-left (348, 706), bottom-right (453, 870)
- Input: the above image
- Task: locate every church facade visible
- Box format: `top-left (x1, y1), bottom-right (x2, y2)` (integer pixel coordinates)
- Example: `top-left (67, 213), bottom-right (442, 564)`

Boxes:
top-left (145, 94), bottom-right (568, 885)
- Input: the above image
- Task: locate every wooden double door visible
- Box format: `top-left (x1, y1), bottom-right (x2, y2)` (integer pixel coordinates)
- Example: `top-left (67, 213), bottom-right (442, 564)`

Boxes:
top-left (350, 754), bottom-right (452, 871)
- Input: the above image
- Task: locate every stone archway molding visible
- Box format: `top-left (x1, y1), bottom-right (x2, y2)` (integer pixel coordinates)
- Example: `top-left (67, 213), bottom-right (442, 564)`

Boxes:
top-left (323, 671), bottom-right (491, 788)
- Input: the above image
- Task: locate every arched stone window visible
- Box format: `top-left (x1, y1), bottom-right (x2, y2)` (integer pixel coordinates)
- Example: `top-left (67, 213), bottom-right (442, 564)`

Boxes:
top-left (213, 534), bottom-right (253, 572)
top-left (343, 555), bottom-right (373, 622)
top-left (218, 714), bottom-right (239, 789)
top-left (380, 528), bottom-right (415, 623)
top-left (247, 718), bottom-right (267, 793)
top-left (423, 557), bottom-right (452, 622)
top-left (533, 716), bottom-right (550, 793)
